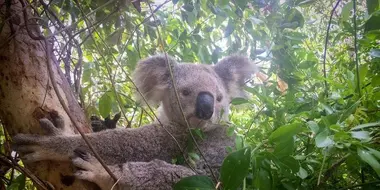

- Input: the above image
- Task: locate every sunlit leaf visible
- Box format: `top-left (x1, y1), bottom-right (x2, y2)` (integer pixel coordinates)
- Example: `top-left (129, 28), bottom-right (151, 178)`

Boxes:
top-left (307, 121), bottom-right (319, 134)
top-left (340, 2), bottom-right (353, 23)
top-left (99, 93), bottom-right (112, 118)
top-left (351, 131), bottom-right (370, 140)
top-left (351, 122), bottom-right (380, 130)
top-left (315, 130), bottom-right (334, 148)
top-left (297, 167), bottom-right (308, 179)
top-left (370, 49), bottom-right (380, 57)
top-left (297, 0), bottom-right (316, 7)
top-left (368, 148), bottom-right (380, 160)
top-left (269, 123), bottom-right (303, 143)
top-left (231, 98), bottom-right (249, 105)
top-left (358, 148), bottom-right (380, 176)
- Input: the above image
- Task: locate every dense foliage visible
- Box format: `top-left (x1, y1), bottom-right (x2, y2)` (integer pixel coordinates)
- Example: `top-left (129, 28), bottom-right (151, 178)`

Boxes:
top-left (1, 0), bottom-right (380, 189)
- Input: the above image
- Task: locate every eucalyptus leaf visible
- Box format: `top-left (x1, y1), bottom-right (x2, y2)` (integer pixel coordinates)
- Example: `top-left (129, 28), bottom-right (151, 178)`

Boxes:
top-left (315, 130), bottom-right (334, 148)
top-left (231, 97), bottom-right (249, 105)
top-left (358, 148), bottom-right (380, 176)
top-left (220, 147), bottom-right (251, 190)
top-left (99, 93), bottom-right (113, 118)
top-left (269, 123), bottom-right (303, 143)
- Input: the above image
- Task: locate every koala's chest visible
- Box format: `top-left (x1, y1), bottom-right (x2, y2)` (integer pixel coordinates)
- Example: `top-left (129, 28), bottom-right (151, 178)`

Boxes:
top-left (188, 127), bottom-right (235, 176)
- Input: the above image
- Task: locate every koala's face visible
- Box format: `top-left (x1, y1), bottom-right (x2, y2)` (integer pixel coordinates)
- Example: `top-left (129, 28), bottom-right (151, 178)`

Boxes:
top-left (133, 54), bottom-right (257, 131)
top-left (161, 64), bottom-right (229, 130)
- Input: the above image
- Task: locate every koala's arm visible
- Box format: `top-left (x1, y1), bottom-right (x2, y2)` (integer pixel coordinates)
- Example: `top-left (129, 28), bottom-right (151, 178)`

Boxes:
top-left (12, 118), bottom-right (187, 164)
top-left (72, 149), bottom-right (195, 190)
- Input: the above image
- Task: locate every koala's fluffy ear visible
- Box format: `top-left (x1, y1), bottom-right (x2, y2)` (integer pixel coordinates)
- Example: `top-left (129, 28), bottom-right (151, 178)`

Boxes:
top-left (214, 55), bottom-right (258, 98)
top-left (132, 54), bottom-right (177, 105)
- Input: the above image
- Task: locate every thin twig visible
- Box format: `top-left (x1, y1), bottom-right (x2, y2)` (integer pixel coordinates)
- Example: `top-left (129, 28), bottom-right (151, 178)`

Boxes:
top-left (317, 150), bottom-right (328, 185)
top-left (322, 0), bottom-right (342, 97)
top-left (110, 175), bottom-right (123, 190)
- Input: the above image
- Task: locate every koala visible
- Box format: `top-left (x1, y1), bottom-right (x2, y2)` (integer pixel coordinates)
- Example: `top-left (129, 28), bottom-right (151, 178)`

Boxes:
top-left (12, 54), bottom-right (257, 189)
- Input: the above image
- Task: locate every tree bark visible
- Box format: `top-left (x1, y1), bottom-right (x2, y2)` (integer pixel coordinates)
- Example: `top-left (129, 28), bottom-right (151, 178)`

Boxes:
top-left (0, 0), bottom-right (93, 189)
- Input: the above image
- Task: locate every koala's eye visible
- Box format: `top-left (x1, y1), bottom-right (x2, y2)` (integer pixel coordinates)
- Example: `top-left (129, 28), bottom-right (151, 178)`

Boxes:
top-left (216, 95), bottom-right (223, 102)
top-left (182, 89), bottom-right (191, 96)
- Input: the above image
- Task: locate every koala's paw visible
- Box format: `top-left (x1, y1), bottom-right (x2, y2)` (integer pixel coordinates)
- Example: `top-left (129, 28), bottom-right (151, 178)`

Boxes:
top-left (72, 149), bottom-right (107, 181)
top-left (12, 115), bottom-right (66, 162)
top-left (72, 148), bottom-right (114, 190)
top-left (12, 134), bottom-right (48, 162)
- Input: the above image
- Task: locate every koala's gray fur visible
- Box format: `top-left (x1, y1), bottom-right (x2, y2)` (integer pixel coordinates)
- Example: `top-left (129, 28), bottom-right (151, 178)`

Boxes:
top-left (13, 54), bottom-right (257, 190)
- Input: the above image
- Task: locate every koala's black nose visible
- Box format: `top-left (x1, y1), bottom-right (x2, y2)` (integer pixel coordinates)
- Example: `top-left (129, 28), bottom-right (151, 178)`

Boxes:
top-left (195, 92), bottom-right (214, 120)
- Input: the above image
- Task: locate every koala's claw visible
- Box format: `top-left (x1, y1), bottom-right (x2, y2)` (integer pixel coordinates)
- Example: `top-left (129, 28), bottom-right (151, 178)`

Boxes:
top-left (39, 118), bottom-right (63, 135)
top-left (74, 170), bottom-right (97, 182)
top-left (73, 148), bottom-right (89, 161)
top-left (72, 148), bottom-right (105, 183)
top-left (49, 112), bottom-right (65, 130)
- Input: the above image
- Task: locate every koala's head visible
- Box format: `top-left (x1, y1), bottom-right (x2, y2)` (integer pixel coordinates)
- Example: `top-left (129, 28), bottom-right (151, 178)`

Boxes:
top-left (133, 54), bottom-right (257, 131)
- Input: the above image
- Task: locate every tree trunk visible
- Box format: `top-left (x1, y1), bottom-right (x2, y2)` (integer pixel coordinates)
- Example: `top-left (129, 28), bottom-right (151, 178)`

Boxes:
top-left (0, 0), bottom-right (93, 189)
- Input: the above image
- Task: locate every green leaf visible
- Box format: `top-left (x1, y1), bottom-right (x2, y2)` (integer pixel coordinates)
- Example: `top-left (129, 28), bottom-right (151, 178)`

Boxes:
top-left (6, 174), bottom-right (25, 190)
top-left (82, 67), bottom-right (92, 84)
top-left (350, 131), bottom-right (370, 140)
top-left (368, 148), bottom-right (380, 160)
top-left (273, 156), bottom-right (300, 177)
top-left (218, 0), bottom-right (229, 6)
top-left (358, 148), bottom-right (380, 176)
top-left (307, 121), bottom-right (319, 134)
top-left (234, 0), bottom-right (247, 9)
top-left (99, 93), bottom-right (112, 118)
top-left (235, 135), bottom-right (244, 150)
top-left (284, 8), bottom-right (305, 29)
top-left (297, 166), bottom-right (308, 179)
top-left (220, 147), bottom-right (251, 190)
top-left (179, 30), bottom-right (188, 40)
top-left (351, 122), bottom-right (380, 130)
top-left (224, 19), bottom-right (235, 37)
top-left (370, 49), bottom-right (380, 57)
top-left (173, 175), bottom-right (215, 190)
top-left (269, 123), bottom-right (303, 143)
top-left (340, 2), bottom-right (353, 23)
top-left (231, 97), bottom-right (249, 105)
top-left (297, 0), bottom-right (316, 7)
top-left (367, 0), bottom-right (380, 15)
top-left (372, 75), bottom-right (380, 86)
top-left (315, 129), bottom-right (334, 148)
top-left (338, 100), bottom-right (360, 123)
top-left (16, 174), bottom-right (25, 190)
top-left (365, 11), bottom-right (380, 32)
top-left (254, 169), bottom-right (272, 190)
top-left (273, 137), bottom-right (294, 158)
